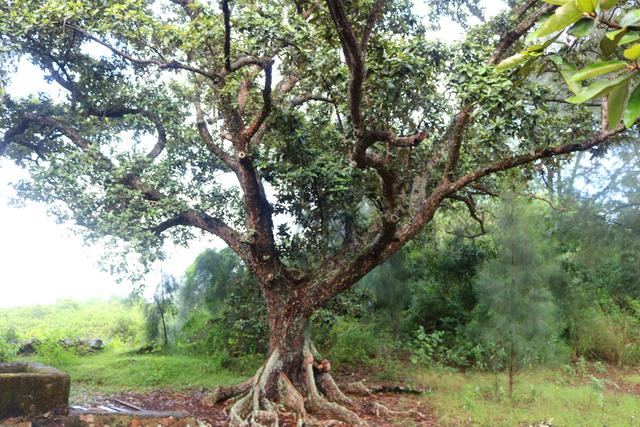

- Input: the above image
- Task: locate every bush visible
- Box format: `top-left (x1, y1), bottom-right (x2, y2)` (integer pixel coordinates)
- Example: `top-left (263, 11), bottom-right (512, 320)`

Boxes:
top-left (0, 337), bottom-right (16, 362)
top-left (34, 339), bottom-right (78, 368)
top-left (323, 317), bottom-right (397, 367)
top-left (573, 303), bottom-right (640, 366)
top-left (408, 326), bottom-right (509, 371)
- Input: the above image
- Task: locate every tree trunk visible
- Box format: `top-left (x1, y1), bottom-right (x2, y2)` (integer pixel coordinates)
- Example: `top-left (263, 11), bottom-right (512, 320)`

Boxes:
top-left (263, 294), bottom-right (311, 398)
top-left (218, 282), bottom-right (363, 426)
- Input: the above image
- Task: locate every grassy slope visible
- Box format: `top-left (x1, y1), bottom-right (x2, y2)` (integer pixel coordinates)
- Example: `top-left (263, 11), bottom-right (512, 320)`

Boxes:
top-left (0, 299), bottom-right (145, 341)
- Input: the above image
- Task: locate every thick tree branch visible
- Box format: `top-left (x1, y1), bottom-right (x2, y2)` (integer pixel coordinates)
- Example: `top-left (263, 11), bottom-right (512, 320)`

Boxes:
top-left (326, 0), bottom-right (365, 131)
top-left (360, 0), bottom-right (387, 49)
top-left (223, 0), bottom-right (232, 72)
top-left (244, 62), bottom-right (273, 141)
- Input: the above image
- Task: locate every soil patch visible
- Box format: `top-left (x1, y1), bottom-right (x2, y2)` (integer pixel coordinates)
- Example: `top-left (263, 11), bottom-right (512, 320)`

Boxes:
top-left (89, 386), bottom-right (438, 426)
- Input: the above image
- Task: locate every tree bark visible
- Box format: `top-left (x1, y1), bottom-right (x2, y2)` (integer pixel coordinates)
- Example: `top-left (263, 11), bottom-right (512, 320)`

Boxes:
top-left (219, 281), bottom-right (364, 426)
top-left (260, 282), bottom-right (314, 395)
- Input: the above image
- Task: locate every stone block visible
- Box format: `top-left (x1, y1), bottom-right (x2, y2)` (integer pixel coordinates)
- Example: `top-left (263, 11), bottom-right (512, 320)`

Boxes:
top-left (0, 362), bottom-right (70, 420)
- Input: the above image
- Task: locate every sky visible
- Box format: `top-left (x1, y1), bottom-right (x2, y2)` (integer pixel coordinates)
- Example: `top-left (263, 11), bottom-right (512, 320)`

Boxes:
top-left (0, 1), bottom-right (507, 308)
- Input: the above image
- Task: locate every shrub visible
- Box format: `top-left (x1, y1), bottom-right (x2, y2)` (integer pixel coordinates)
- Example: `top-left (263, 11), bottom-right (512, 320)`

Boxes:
top-left (573, 303), bottom-right (640, 366)
top-left (34, 339), bottom-right (77, 368)
top-left (0, 337), bottom-right (16, 362)
top-left (323, 317), bottom-right (397, 367)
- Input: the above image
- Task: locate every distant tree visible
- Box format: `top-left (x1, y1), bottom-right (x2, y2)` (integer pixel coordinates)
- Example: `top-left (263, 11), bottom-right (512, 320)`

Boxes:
top-left (179, 247), bottom-right (247, 316)
top-left (467, 193), bottom-right (562, 396)
top-left (146, 273), bottom-right (178, 346)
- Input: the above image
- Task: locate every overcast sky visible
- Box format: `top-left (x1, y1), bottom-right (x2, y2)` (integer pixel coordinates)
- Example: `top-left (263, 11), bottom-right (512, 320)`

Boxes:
top-left (0, 1), bottom-right (507, 308)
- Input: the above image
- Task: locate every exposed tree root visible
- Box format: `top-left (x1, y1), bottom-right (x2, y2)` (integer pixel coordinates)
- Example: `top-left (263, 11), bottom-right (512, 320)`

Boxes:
top-left (228, 350), bottom-right (282, 427)
top-left (213, 377), bottom-right (254, 403)
top-left (221, 341), bottom-right (427, 426)
top-left (342, 380), bottom-right (426, 396)
top-left (302, 343), bottom-right (363, 426)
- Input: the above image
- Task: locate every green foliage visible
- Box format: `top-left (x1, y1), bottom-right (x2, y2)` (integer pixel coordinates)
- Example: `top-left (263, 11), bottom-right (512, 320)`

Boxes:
top-left (497, 0), bottom-right (640, 128)
top-left (467, 193), bottom-right (564, 371)
top-left (0, 298), bottom-right (144, 342)
top-left (322, 317), bottom-right (398, 369)
top-left (0, 337), bottom-right (17, 362)
top-left (33, 339), bottom-right (78, 368)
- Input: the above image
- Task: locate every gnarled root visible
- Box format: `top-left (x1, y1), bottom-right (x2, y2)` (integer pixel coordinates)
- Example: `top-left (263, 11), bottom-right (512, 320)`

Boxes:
top-left (303, 343), bottom-right (363, 426)
top-left (228, 350), bottom-right (282, 427)
top-left (213, 377), bottom-right (254, 403)
top-left (224, 342), bottom-right (368, 426)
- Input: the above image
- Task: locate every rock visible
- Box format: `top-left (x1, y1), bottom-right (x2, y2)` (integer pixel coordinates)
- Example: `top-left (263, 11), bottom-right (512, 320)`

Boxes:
top-left (58, 338), bottom-right (77, 348)
top-left (0, 362), bottom-right (70, 420)
top-left (17, 339), bottom-right (40, 356)
top-left (88, 339), bottom-right (104, 351)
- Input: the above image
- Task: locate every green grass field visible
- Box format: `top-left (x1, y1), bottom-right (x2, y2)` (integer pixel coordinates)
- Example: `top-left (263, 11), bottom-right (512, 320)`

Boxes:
top-left (21, 347), bottom-right (640, 426)
top-left (413, 368), bottom-right (640, 427)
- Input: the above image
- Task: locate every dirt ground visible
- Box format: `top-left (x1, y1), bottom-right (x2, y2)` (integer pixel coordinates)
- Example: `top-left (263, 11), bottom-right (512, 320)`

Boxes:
top-left (101, 386), bottom-right (438, 426)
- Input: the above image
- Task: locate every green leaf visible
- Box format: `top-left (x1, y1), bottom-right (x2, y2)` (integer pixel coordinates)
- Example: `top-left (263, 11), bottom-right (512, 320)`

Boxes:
top-left (606, 29), bottom-right (626, 40)
top-left (527, 32), bottom-right (562, 52)
top-left (569, 18), bottom-right (594, 37)
top-left (550, 55), bottom-right (582, 94)
top-left (621, 9), bottom-right (640, 27)
top-left (599, 0), bottom-right (619, 10)
top-left (623, 83), bottom-right (640, 127)
top-left (543, 0), bottom-right (569, 4)
top-left (571, 60), bottom-right (627, 81)
top-left (566, 72), bottom-right (634, 104)
top-left (496, 53), bottom-right (529, 71)
top-left (601, 30), bottom-right (626, 56)
top-left (620, 33), bottom-right (640, 45)
top-left (532, 1), bottom-right (583, 38)
top-left (624, 43), bottom-right (640, 59)
top-left (518, 57), bottom-right (540, 78)
top-left (607, 79), bottom-right (630, 129)
top-left (576, 0), bottom-right (595, 13)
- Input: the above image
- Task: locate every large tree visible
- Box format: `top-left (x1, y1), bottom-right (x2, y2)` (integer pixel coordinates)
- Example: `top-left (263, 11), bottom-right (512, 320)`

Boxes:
top-left (1, 0), bottom-right (639, 424)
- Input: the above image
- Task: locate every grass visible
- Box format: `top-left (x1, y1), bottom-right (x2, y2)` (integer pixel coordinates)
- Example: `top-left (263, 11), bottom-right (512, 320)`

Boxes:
top-left (413, 367), bottom-right (640, 427)
top-left (24, 348), bottom-right (250, 402)
top-left (17, 346), bottom-right (640, 426)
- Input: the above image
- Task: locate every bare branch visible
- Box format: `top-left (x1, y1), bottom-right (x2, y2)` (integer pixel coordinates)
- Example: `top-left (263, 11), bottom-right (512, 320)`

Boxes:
top-left (447, 193), bottom-right (485, 235)
top-left (69, 25), bottom-right (221, 82)
top-left (360, 0), bottom-right (387, 49)
top-left (291, 95), bottom-right (334, 106)
top-left (364, 129), bottom-right (428, 148)
top-left (194, 78), bottom-right (239, 171)
top-left (450, 127), bottom-right (624, 192)
top-left (244, 62), bottom-right (273, 141)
